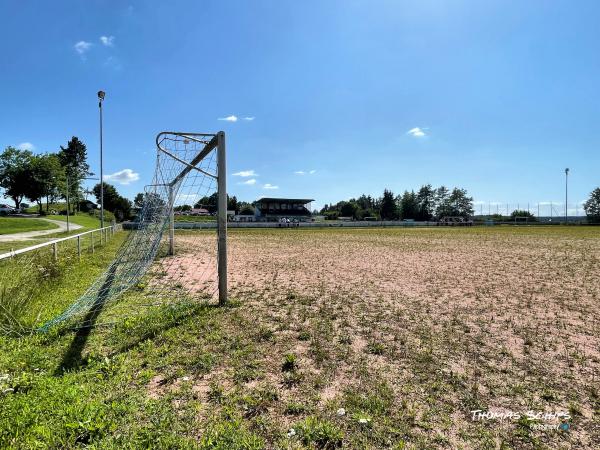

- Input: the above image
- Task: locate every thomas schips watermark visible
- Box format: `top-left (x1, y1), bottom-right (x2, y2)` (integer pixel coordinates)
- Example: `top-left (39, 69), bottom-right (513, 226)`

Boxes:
top-left (470, 409), bottom-right (571, 431)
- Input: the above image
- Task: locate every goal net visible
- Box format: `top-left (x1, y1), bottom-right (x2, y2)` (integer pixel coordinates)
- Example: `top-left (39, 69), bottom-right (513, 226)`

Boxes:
top-left (39, 131), bottom-right (227, 331)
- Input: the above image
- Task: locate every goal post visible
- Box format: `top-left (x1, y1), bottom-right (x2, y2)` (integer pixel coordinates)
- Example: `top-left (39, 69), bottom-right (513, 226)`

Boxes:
top-left (216, 131), bottom-right (227, 306)
top-left (38, 130), bottom-right (228, 332)
top-left (156, 131), bottom-right (228, 306)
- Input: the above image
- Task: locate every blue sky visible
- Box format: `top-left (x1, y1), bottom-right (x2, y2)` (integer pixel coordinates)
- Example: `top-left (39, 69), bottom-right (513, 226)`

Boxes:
top-left (1, 0), bottom-right (598, 213)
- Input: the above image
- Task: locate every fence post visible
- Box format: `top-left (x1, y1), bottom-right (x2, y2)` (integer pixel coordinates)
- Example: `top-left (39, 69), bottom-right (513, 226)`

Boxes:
top-left (52, 242), bottom-right (58, 261)
top-left (91, 231), bottom-right (95, 253)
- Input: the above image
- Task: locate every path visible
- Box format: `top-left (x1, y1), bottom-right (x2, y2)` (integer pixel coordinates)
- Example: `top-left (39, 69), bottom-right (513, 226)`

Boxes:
top-left (0, 218), bottom-right (83, 242)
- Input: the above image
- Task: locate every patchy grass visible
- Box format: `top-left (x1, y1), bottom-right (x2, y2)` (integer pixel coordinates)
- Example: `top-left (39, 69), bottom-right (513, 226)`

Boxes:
top-left (0, 217), bottom-right (58, 234)
top-left (0, 226), bottom-right (599, 448)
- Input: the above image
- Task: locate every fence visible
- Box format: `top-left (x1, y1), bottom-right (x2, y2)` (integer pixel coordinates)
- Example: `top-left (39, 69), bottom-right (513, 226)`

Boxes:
top-left (0, 224), bottom-right (120, 262)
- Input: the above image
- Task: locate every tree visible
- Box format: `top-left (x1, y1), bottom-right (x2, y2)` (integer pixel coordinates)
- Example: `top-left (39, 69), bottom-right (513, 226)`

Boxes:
top-left (195, 193), bottom-right (218, 213)
top-left (25, 154), bottom-right (65, 214)
top-left (399, 190), bottom-right (419, 220)
top-left (510, 210), bottom-right (536, 221)
top-left (0, 147), bottom-right (33, 209)
top-left (227, 195), bottom-right (238, 213)
top-left (195, 193), bottom-right (238, 214)
top-left (434, 186), bottom-right (451, 218)
top-left (416, 184), bottom-right (435, 220)
top-left (239, 204), bottom-right (255, 215)
top-left (340, 201), bottom-right (359, 219)
top-left (133, 193), bottom-right (145, 210)
top-left (584, 188), bottom-right (600, 223)
top-left (59, 137), bottom-right (91, 213)
top-left (448, 188), bottom-right (474, 218)
top-left (380, 189), bottom-right (398, 220)
top-left (93, 182), bottom-right (132, 221)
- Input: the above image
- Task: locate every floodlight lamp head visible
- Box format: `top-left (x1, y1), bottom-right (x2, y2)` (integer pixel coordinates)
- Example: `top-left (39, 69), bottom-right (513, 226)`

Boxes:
top-left (97, 90), bottom-right (105, 101)
top-left (565, 168), bottom-right (569, 175)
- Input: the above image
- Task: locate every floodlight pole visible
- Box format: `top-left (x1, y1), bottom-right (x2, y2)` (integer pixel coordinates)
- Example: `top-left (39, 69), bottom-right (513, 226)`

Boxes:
top-left (217, 131), bottom-right (228, 306)
top-left (65, 172), bottom-right (70, 232)
top-left (98, 91), bottom-right (106, 229)
top-left (565, 168), bottom-right (569, 224)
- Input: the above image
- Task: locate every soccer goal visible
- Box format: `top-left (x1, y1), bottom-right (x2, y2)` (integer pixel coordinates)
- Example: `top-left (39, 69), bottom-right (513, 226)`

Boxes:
top-left (40, 131), bottom-right (227, 331)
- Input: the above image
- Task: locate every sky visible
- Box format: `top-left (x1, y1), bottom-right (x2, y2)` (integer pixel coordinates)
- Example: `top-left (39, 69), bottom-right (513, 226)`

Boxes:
top-left (0, 0), bottom-right (599, 214)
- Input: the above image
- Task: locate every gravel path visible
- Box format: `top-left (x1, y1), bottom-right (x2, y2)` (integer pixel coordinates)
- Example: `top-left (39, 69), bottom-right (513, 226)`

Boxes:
top-left (0, 218), bottom-right (83, 242)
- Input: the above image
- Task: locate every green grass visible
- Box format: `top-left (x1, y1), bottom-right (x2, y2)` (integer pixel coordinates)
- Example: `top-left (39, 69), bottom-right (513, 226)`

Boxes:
top-left (0, 217), bottom-right (58, 235)
top-left (0, 213), bottom-right (111, 254)
top-left (48, 212), bottom-right (103, 230)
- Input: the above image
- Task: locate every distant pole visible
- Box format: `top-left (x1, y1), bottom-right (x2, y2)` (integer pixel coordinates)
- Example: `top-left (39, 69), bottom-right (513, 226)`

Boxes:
top-left (565, 168), bottom-right (569, 224)
top-left (537, 203), bottom-right (540, 218)
top-left (98, 90), bottom-right (106, 229)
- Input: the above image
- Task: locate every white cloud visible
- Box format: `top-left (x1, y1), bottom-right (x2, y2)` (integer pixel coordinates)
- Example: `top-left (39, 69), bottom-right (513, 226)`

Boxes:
top-left (218, 115), bottom-right (238, 122)
top-left (294, 171), bottom-right (306, 175)
top-left (17, 142), bottom-right (35, 151)
top-left (407, 127), bottom-right (426, 138)
top-left (263, 183), bottom-right (279, 190)
top-left (309, 170), bottom-right (316, 174)
top-left (242, 116), bottom-right (255, 121)
top-left (233, 170), bottom-right (257, 177)
top-left (103, 168), bottom-right (140, 185)
top-left (100, 35), bottom-right (115, 47)
top-left (240, 179), bottom-right (257, 185)
top-left (74, 41), bottom-right (92, 55)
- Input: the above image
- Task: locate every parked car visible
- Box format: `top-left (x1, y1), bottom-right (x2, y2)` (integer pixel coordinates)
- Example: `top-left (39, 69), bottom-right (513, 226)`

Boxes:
top-left (0, 204), bottom-right (16, 215)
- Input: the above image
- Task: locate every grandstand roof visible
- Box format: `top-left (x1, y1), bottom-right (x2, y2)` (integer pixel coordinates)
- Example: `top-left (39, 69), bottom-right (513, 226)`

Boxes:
top-left (255, 197), bottom-right (314, 204)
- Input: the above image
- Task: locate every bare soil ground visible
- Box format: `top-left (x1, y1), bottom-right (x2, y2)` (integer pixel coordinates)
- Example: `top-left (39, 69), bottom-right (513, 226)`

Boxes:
top-left (150, 226), bottom-right (600, 449)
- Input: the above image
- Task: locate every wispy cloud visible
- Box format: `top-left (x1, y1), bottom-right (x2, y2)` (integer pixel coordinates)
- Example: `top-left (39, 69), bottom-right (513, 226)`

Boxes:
top-left (263, 183), bottom-right (279, 190)
top-left (17, 142), bottom-right (35, 151)
top-left (407, 127), bottom-right (427, 138)
top-left (103, 168), bottom-right (140, 185)
top-left (99, 35), bottom-right (115, 47)
top-left (233, 170), bottom-right (258, 177)
top-left (240, 179), bottom-right (257, 185)
top-left (294, 169), bottom-right (317, 175)
top-left (74, 40), bottom-right (92, 56)
top-left (242, 116), bottom-right (255, 121)
top-left (218, 115), bottom-right (238, 122)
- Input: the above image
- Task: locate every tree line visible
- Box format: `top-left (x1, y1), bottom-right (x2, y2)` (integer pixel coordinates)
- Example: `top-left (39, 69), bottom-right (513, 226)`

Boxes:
top-left (165, 193), bottom-right (255, 215)
top-left (320, 185), bottom-right (474, 220)
top-left (0, 138), bottom-right (132, 221)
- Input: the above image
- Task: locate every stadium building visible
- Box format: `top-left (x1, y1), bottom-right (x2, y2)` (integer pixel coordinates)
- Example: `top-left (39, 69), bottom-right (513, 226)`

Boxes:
top-left (253, 197), bottom-right (314, 222)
